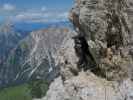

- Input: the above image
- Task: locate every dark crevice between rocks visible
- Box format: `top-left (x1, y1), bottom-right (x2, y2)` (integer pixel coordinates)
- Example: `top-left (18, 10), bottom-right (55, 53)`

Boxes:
top-left (73, 35), bottom-right (104, 77)
top-left (106, 8), bottom-right (131, 49)
top-left (73, 35), bottom-right (95, 69)
top-left (106, 10), bottom-right (124, 49)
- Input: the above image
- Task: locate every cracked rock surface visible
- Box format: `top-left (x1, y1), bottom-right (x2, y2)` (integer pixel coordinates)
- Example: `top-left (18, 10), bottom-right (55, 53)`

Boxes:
top-left (36, 0), bottom-right (133, 100)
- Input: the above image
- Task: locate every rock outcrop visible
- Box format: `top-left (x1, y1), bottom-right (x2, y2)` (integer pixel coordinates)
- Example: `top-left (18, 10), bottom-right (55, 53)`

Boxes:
top-left (38, 0), bottom-right (133, 100)
top-left (40, 72), bottom-right (133, 100)
top-left (69, 0), bottom-right (133, 81)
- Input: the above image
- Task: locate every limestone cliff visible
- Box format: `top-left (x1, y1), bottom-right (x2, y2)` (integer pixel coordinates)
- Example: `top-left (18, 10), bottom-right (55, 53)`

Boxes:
top-left (0, 28), bottom-right (75, 87)
top-left (37, 0), bottom-right (133, 100)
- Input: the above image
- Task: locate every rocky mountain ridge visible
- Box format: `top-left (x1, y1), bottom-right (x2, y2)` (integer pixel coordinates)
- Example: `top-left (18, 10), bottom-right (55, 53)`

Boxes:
top-left (37, 0), bottom-right (133, 100)
top-left (0, 27), bottom-right (75, 87)
top-left (0, 21), bottom-right (27, 66)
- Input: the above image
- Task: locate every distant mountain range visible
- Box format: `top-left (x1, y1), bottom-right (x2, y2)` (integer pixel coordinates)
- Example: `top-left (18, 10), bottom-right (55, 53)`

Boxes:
top-left (0, 20), bottom-right (72, 63)
top-left (13, 21), bottom-right (73, 32)
top-left (0, 21), bottom-right (28, 64)
top-left (0, 20), bottom-right (73, 88)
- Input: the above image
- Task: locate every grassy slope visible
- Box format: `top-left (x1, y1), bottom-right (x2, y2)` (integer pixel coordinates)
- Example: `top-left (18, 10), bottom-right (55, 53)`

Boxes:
top-left (0, 84), bottom-right (32, 100)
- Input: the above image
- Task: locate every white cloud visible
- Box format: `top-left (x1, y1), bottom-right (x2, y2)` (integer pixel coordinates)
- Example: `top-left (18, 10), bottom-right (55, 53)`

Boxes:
top-left (58, 12), bottom-right (68, 18)
top-left (0, 3), bottom-right (69, 23)
top-left (3, 4), bottom-right (15, 11)
top-left (13, 10), bottom-right (69, 23)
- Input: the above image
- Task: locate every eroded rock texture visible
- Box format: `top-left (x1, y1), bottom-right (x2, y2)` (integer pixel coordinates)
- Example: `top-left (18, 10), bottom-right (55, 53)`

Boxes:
top-left (37, 0), bottom-right (133, 100)
top-left (69, 0), bottom-right (133, 81)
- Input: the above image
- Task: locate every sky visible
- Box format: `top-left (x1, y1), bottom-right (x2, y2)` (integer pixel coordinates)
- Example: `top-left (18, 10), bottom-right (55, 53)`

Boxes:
top-left (0, 0), bottom-right (74, 23)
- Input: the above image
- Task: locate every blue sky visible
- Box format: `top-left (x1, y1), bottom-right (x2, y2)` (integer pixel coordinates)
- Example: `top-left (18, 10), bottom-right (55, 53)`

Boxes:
top-left (0, 0), bottom-right (74, 23)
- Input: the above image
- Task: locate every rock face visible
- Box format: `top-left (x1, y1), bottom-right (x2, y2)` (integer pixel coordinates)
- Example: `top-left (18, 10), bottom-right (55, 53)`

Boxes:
top-left (38, 0), bottom-right (133, 100)
top-left (0, 28), bottom-right (75, 87)
top-left (41, 72), bottom-right (133, 100)
top-left (68, 0), bottom-right (133, 81)
top-left (69, 0), bottom-right (133, 81)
